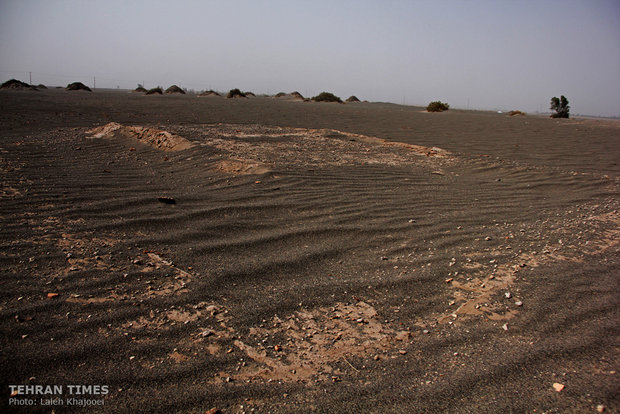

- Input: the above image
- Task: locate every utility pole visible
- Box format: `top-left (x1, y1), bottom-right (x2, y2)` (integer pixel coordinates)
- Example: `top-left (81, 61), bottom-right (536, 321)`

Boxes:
top-left (29, 72), bottom-right (32, 85)
top-left (93, 76), bottom-right (96, 90)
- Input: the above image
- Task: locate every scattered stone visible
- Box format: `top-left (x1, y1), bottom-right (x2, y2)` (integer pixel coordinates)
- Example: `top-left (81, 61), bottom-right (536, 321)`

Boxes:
top-left (47, 293), bottom-right (59, 299)
top-left (158, 196), bottom-right (176, 205)
top-left (515, 301), bottom-right (523, 307)
top-left (445, 278), bottom-right (453, 283)
top-left (200, 329), bottom-right (214, 338)
top-left (502, 323), bottom-right (509, 331)
top-left (205, 408), bottom-right (222, 414)
top-left (505, 292), bottom-right (512, 299)
top-left (485, 237), bottom-right (492, 241)
top-left (552, 382), bottom-right (564, 392)
top-left (597, 404), bottom-right (606, 412)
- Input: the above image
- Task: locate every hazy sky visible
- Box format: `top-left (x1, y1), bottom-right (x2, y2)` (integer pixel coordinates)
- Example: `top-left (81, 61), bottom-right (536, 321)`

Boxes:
top-left (1, 0), bottom-right (619, 116)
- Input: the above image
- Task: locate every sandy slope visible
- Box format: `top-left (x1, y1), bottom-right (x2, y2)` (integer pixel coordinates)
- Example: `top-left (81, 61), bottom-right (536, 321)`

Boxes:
top-left (1, 90), bottom-right (618, 413)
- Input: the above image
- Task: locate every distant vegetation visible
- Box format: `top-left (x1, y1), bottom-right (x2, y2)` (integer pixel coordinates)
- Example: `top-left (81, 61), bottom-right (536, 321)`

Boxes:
top-left (145, 87), bottom-right (163, 95)
top-left (312, 92), bottom-right (342, 103)
top-left (426, 101), bottom-right (449, 112)
top-left (550, 95), bottom-right (569, 118)
top-left (508, 110), bottom-right (525, 116)
top-left (346, 95), bottom-right (360, 103)
top-left (66, 82), bottom-right (92, 92)
top-left (133, 84), bottom-right (147, 93)
top-left (275, 92), bottom-right (287, 97)
top-left (227, 88), bottom-right (246, 98)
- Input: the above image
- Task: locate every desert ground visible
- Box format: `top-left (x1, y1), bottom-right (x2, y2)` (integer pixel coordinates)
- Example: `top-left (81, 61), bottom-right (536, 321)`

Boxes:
top-left (1, 89), bottom-right (618, 413)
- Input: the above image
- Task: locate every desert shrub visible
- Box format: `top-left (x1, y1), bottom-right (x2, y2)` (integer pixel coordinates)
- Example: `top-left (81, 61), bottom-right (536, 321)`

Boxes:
top-left (312, 92), bottom-right (342, 103)
top-left (508, 110), bottom-right (525, 116)
top-left (426, 101), bottom-right (449, 112)
top-left (244, 91), bottom-right (255, 97)
top-left (275, 92), bottom-right (286, 97)
top-left (165, 85), bottom-right (185, 94)
top-left (346, 95), bottom-right (360, 102)
top-left (227, 88), bottom-right (246, 98)
top-left (291, 91), bottom-right (304, 100)
top-left (66, 82), bottom-right (92, 91)
top-left (550, 95), bottom-right (569, 118)
top-left (133, 84), bottom-right (147, 93)
top-left (145, 87), bottom-right (163, 95)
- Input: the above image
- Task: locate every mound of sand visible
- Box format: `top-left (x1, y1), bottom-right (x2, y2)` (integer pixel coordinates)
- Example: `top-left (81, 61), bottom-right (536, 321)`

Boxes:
top-left (87, 122), bottom-right (194, 151)
top-left (146, 87), bottom-right (163, 95)
top-left (346, 95), bottom-right (360, 103)
top-left (165, 85), bottom-right (185, 94)
top-left (1, 79), bottom-right (38, 91)
top-left (509, 110), bottom-right (526, 116)
top-left (66, 82), bottom-right (92, 91)
top-left (198, 90), bottom-right (221, 97)
top-left (36, 84), bottom-right (47, 89)
top-left (290, 91), bottom-right (304, 100)
top-left (275, 91), bottom-right (305, 101)
top-left (227, 89), bottom-right (247, 99)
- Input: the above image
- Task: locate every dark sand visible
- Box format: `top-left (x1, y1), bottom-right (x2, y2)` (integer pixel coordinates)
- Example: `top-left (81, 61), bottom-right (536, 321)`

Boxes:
top-left (1, 89), bottom-right (618, 413)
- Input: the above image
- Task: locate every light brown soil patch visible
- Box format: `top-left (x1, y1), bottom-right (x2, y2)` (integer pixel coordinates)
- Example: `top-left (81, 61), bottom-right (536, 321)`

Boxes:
top-left (87, 122), bottom-right (194, 151)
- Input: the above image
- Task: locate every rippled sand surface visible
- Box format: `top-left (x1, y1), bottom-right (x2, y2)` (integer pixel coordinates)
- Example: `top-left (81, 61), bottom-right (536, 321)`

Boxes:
top-left (1, 90), bottom-right (618, 413)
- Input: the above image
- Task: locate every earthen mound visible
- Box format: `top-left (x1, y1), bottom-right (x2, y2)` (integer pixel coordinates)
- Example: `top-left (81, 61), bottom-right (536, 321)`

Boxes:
top-left (346, 95), bottom-right (360, 103)
top-left (198, 90), bottom-right (221, 97)
top-left (275, 91), bottom-right (305, 101)
top-left (290, 91), bottom-right (304, 100)
top-left (145, 87), bottom-right (163, 95)
top-left (509, 110), bottom-right (526, 116)
top-left (1, 79), bottom-right (38, 91)
top-left (165, 85), bottom-right (185, 94)
top-left (133, 86), bottom-right (147, 93)
top-left (87, 122), bottom-right (194, 152)
top-left (66, 82), bottom-right (92, 91)
top-left (227, 89), bottom-right (247, 99)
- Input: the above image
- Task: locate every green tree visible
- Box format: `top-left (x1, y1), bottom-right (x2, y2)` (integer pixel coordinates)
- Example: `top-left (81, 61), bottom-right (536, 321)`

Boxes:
top-left (550, 95), bottom-right (569, 118)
